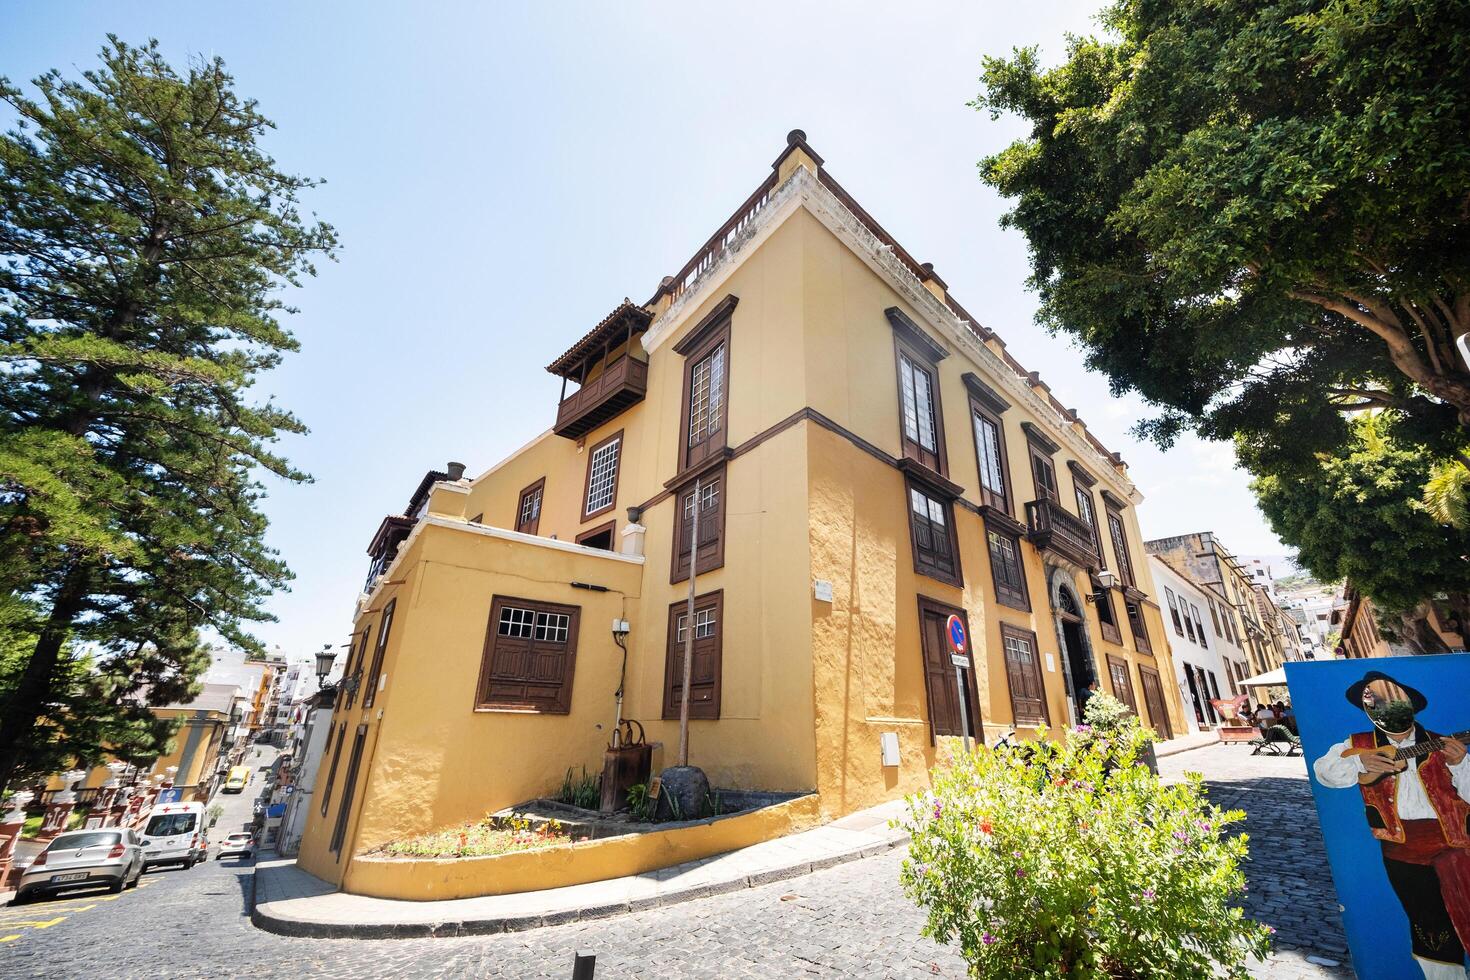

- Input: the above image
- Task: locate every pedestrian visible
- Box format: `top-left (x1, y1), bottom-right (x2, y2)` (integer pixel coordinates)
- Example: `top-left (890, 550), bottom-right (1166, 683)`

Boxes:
top-left (1280, 702), bottom-right (1297, 734)
top-left (1255, 701), bottom-right (1276, 733)
top-left (1078, 678), bottom-right (1100, 722)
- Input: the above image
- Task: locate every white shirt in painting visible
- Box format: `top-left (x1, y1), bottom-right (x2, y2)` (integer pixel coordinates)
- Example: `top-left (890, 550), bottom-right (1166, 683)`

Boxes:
top-left (1313, 731), bottom-right (1470, 819)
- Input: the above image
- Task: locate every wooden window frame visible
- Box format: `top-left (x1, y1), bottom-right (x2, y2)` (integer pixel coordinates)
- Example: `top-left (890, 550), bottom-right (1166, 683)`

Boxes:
top-left (985, 525), bottom-right (1030, 612)
top-left (894, 342), bottom-right (948, 477)
top-left (361, 599), bottom-right (395, 709)
top-left (1074, 484), bottom-right (1103, 561)
top-left (662, 590), bottom-right (723, 721)
top-left (1207, 597), bottom-right (1223, 636)
top-left (1106, 655), bottom-right (1139, 713)
top-left (1138, 665), bottom-right (1174, 739)
top-left (329, 723), bottom-right (368, 858)
top-left (970, 399), bottom-right (1012, 515)
top-left (1029, 447), bottom-right (1059, 503)
top-left (582, 429), bottom-right (623, 521)
top-left (1105, 506), bottom-right (1137, 588)
top-left (318, 722), bottom-right (346, 818)
top-left (575, 520), bottom-right (615, 551)
top-left (1126, 597), bottom-right (1153, 655)
top-left (515, 477), bottom-right (545, 535)
top-left (670, 464), bottom-right (727, 584)
top-left (917, 597), bottom-right (982, 742)
top-left (342, 625), bottom-right (370, 710)
top-left (676, 297), bottom-right (735, 473)
top-left (1165, 588), bottom-right (1185, 635)
top-left (475, 595), bottom-right (582, 714)
top-left (1000, 623), bottom-right (1049, 728)
top-left (1094, 585), bottom-right (1122, 645)
top-left (906, 478), bottom-right (962, 588)
top-left (1192, 604), bottom-right (1209, 649)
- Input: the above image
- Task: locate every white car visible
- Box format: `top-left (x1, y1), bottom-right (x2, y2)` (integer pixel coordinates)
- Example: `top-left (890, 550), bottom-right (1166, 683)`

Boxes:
top-left (140, 801), bottom-right (206, 871)
top-left (13, 828), bottom-right (144, 904)
top-left (216, 832), bottom-right (254, 860)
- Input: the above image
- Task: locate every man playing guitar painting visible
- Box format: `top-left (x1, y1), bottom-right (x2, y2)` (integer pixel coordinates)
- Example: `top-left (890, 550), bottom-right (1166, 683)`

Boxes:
top-left (1313, 671), bottom-right (1470, 979)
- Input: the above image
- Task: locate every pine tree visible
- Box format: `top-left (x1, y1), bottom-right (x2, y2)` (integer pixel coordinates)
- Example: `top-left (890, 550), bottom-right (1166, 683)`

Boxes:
top-left (0, 38), bottom-right (336, 795)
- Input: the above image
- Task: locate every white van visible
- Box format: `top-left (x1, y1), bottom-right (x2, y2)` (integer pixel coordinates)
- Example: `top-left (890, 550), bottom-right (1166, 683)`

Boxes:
top-left (140, 800), bottom-right (206, 871)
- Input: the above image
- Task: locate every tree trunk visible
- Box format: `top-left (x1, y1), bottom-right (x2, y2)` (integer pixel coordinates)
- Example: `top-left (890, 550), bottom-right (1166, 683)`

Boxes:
top-left (0, 563), bottom-right (90, 798)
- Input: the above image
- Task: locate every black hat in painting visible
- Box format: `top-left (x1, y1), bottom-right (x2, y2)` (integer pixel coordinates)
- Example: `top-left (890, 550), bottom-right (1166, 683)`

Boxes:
top-left (1344, 670), bottom-right (1428, 712)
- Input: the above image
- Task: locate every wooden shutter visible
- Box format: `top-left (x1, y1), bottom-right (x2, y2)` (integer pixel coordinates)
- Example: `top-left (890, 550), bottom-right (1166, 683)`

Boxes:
top-left (476, 597), bottom-right (581, 714)
top-left (917, 600), bottom-right (979, 741)
top-left (362, 599), bottom-right (395, 709)
top-left (663, 591), bottom-right (722, 720)
top-left (671, 468), bottom-right (726, 583)
top-left (1001, 624), bottom-right (1049, 726)
top-left (515, 478), bottom-right (545, 535)
top-left (1106, 656), bottom-right (1138, 713)
top-left (1138, 667), bottom-right (1174, 739)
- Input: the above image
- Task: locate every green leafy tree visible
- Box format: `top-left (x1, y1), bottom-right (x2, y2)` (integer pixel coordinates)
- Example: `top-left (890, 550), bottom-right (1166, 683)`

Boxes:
top-left (1249, 416), bottom-right (1470, 643)
top-left (975, 0), bottom-right (1470, 465)
top-left (0, 38), bottom-right (335, 795)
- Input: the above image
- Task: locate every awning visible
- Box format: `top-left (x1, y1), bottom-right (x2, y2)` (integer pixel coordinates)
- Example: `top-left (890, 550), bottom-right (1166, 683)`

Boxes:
top-left (1238, 667), bottom-right (1287, 688)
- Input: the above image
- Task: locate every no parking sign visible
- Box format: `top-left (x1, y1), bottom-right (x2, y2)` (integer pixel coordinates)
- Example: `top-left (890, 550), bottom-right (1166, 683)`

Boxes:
top-left (945, 613), bottom-right (974, 751)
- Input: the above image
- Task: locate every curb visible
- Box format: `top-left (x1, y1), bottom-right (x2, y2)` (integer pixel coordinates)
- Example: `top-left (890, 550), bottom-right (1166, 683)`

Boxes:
top-left (249, 834), bottom-right (909, 940)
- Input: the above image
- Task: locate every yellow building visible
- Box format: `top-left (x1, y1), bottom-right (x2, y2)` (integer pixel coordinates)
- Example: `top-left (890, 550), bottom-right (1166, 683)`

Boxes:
top-left (297, 132), bottom-right (1188, 887)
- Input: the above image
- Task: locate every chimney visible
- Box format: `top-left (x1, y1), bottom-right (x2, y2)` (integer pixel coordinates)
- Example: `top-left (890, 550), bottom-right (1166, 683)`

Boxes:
top-left (446, 461), bottom-right (466, 481)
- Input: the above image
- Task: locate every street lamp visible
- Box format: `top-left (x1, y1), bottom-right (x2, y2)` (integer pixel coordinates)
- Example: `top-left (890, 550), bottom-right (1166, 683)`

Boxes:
top-left (315, 643), bottom-right (337, 689)
top-left (1086, 569), bottom-right (1121, 603)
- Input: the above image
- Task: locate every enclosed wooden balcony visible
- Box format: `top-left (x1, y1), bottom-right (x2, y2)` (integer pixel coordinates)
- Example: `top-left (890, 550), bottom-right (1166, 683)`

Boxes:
top-left (1025, 497), bottom-right (1100, 569)
top-left (554, 355), bottom-right (648, 439)
top-left (548, 300), bottom-right (653, 440)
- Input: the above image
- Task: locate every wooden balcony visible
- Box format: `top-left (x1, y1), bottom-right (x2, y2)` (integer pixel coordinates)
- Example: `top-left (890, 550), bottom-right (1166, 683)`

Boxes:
top-left (554, 355), bottom-right (648, 439)
top-left (1025, 497), bottom-right (1100, 569)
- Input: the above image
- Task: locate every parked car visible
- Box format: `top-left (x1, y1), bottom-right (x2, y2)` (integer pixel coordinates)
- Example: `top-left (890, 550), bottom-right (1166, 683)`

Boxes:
top-left (13, 828), bottom-right (143, 904)
top-left (140, 801), bottom-right (205, 871)
top-left (216, 832), bottom-right (254, 860)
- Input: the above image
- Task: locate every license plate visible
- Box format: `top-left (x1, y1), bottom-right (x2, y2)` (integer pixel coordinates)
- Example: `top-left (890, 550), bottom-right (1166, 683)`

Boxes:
top-left (147, 850), bottom-right (161, 856)
top-left (50, 872), bottom-right (88, 883)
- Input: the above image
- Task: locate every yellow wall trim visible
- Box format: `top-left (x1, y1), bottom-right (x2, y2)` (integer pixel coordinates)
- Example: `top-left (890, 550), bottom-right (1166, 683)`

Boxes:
top-left (342, 794), bottom-right (822, 901)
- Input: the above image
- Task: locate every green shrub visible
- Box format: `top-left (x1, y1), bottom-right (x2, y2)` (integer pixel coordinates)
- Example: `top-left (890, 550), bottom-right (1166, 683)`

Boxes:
top-left (556, 766), bottom-right (600, 810)
top-left (626, 782), bottom-right (655, 822)
top-left (898, 719), bottom-right (1271, 979)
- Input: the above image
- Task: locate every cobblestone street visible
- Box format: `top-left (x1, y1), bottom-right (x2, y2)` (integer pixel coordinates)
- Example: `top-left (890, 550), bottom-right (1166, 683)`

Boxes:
top-left (0, 744), bottom-right (1354, 979)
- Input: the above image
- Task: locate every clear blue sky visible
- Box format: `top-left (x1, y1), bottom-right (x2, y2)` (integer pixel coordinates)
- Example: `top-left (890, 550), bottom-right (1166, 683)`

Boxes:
top-left (3, 1), bottom-right (1286, 659)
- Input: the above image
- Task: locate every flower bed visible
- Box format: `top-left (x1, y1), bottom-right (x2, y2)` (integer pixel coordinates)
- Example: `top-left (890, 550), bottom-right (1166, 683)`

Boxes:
top-left (372, 817), bottom-right (573, 859)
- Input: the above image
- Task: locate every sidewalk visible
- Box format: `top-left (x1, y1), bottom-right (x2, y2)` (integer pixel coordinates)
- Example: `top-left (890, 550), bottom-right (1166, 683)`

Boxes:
top-left (251, 798), bottom-right (911, 939)
top-left (1154, 728), bottom-right (1220, 758)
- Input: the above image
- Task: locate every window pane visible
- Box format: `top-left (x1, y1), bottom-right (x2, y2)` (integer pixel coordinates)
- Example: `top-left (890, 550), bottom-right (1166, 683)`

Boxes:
top-left (976, 414), bottom-right (1005, 495)
top-left (689, 344), bottom-right (725, 447)
top-left (910, 488), bottom-right (928, 515)
top-left (586, 437), bottom-right (620, 512)
top-left (900, 358), bottom-right (919, 443)
top-left (913, 365), bottom-right (936, 451)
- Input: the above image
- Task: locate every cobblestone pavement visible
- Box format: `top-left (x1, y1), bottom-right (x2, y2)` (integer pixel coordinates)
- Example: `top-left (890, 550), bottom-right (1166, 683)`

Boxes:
top-left (0, 744), bottom-right (1354, 979)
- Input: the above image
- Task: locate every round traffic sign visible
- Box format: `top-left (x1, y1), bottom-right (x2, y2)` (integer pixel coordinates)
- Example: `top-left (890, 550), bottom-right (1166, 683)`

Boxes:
top-left (945, 614), bottom-right (967, 655)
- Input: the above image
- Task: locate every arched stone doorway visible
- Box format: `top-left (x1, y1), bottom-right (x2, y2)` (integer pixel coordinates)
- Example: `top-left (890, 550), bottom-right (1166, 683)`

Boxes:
top-left (1049, 566), bottom-right (1100, 726)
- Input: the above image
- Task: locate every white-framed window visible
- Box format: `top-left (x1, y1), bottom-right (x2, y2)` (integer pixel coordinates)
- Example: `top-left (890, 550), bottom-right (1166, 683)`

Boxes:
top-left (675, 606), bottom-right (717, 643)
top-left (498, 605), bottom-right (536, 639)
top-left (585, 435), bottom-right (621, 514)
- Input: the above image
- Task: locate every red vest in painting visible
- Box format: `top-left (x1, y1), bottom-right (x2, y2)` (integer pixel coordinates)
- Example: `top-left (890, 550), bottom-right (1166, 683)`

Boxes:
top-left (1353, 729), bottom-right (1470, 849)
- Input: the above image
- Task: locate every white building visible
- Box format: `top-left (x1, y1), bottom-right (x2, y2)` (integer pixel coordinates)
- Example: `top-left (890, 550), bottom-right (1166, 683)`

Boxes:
top-left (275, 686), bottom-right (337, 856)
top-left (1148, 555), bottom-right (1250, 734)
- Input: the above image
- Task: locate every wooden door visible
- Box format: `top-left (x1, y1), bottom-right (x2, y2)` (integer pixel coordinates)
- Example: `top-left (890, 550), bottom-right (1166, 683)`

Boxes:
top-left (1138, 666), bottom-right (1174, 740)
top-left (918, 599), bottom-right (981, 742)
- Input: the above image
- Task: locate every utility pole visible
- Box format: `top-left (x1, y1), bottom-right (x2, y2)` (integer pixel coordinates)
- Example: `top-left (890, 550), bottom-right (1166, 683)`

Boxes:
top-left (677, 476), bottom-right (699, 767)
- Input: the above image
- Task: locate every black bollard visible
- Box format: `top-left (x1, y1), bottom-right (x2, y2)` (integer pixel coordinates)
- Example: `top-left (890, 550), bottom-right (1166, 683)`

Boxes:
top-left (571, 952), bottom-right (596, 979)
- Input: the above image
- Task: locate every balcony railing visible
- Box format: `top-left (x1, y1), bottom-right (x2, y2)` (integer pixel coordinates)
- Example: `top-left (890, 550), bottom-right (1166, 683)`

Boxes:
top-left (1025, 498), bottom-right (1100, 569)
top-left (554, 355), bottom-right (649, 439)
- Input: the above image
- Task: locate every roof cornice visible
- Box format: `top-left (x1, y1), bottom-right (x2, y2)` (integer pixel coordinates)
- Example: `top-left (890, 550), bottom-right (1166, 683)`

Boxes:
top-left (638, 165), bottom-right (1138, 501)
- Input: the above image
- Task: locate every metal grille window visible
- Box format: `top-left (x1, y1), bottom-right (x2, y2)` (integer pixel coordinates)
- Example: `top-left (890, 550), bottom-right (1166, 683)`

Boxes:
top-left (584, 435), bottom-right (621, 516)
top-left (688, 343), bottom-right (725, 447)
top-left (900, 354), bottom-right (937, 452)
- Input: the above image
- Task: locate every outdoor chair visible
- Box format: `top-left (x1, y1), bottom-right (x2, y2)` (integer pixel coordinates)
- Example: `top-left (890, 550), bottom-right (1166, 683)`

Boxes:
top-left (1250, 725), bottom-right (1301, 757)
